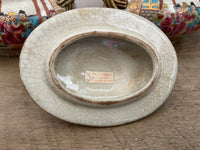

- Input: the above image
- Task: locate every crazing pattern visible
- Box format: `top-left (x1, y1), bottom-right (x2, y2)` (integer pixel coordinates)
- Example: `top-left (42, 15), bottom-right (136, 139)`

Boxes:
top-left (20, 8), bottom-right (177, 126)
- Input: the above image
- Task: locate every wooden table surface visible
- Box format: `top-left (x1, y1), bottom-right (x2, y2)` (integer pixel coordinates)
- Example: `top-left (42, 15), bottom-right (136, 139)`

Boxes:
top-left (0, 30), bottom-right (200, 150)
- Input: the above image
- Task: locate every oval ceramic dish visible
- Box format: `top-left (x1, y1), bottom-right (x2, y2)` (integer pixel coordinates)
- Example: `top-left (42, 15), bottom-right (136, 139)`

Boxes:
top-left (20, 8), bottom-right (177, 127)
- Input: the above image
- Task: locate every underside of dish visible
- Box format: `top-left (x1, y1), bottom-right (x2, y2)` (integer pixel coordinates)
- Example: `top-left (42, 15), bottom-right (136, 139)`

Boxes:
top-left (49, 32), bottom-right (160, 105)
top-left (20, 8), bottom-right (177, 127)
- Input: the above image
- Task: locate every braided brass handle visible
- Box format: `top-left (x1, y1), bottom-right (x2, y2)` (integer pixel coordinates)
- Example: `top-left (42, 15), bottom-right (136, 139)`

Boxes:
top-left (57, 0), bottom-right (75, 10)
top-left (104, 0), bottom-right (128, 9)
top-left (56, 0), bottom-right (128, 10)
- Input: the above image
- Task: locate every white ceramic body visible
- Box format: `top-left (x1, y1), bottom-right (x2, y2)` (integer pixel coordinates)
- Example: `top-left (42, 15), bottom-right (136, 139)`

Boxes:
top-left (20, 8), bottom-right (177, 127)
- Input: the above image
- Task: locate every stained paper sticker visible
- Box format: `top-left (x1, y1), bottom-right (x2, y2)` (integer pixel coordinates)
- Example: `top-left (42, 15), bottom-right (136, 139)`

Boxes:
top-left (85, 71), bottom-right (114, 83)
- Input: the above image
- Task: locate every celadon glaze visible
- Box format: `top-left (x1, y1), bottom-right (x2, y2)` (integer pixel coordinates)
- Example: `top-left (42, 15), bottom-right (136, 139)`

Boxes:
top-left (20, 8), bottom-right (177, 127)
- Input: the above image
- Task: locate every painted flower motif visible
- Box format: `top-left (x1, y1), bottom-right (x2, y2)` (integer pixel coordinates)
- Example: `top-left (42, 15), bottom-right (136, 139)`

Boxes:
top-left (1, 24), bottom-right (26, 45)
top-left (153, 2), bottom-right (200, 38)
top-left (160, 16), bottom-right (174, 34)
top-left (171, 21), bottom-right (186, 36)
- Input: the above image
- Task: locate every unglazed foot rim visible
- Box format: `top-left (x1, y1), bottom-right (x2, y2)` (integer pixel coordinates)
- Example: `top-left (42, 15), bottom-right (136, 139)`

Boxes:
top-left (20, 8), bottom-right (177, 127)
top-left (49, 31), bottom-right (160, 105)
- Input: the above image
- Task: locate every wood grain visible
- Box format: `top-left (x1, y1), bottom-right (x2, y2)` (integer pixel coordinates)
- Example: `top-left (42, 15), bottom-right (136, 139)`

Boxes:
top-left (0, 30), bottom-right (200, 150)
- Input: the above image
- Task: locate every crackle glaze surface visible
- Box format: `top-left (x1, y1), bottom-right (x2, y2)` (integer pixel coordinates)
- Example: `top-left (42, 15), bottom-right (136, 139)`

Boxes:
top-left (20, 8), bottom-right (177, 127)
top-left (0, 0), bottom-right (65, 52)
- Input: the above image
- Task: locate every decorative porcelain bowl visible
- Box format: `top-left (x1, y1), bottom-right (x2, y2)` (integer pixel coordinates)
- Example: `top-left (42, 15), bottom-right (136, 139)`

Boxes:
top-left (105, 0), bottom-right (200, 39)
top-left (0, 0), bottom-right (72, 56)
top-left (2, 0), bottom-right (199, 56)
top-left (20, 8), bottom-right (177, 127)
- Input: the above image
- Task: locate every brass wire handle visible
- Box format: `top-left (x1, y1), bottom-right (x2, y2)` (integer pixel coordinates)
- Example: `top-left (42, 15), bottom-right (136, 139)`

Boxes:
top-left (56, 0), bottom-right (75, 10)
top-left (56, 0), bottom-right (128, 10)
top-left (104, 0), bottom-right (128, 9)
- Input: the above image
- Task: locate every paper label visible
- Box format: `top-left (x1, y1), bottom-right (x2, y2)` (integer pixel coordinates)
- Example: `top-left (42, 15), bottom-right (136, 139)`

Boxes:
top-left (85, 71), bottom-right (114, 83)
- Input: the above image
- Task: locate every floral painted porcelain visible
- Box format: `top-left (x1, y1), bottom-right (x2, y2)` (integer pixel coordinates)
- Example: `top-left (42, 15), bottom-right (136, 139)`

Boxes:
top-left (105, 0), bottom-right (200, 39)
top-left (0, 0), bottom-right (72, 56)
top-left (20, 8), bottom-right (177, 127)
